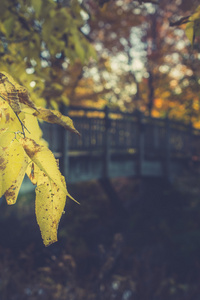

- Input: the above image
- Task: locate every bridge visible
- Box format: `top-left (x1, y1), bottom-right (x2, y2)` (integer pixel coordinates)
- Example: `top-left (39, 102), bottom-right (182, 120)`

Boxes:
top-left (38, 106), bottom-right (200, 184)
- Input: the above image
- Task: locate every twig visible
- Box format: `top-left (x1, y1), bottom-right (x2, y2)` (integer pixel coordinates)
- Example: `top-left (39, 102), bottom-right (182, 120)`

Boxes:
top-left (169, 15), bottom-right (190, 27)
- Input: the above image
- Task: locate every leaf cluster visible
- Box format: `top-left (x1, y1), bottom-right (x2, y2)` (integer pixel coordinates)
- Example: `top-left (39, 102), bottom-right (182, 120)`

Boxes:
top-left (0, 72), bottom-right (79, 246)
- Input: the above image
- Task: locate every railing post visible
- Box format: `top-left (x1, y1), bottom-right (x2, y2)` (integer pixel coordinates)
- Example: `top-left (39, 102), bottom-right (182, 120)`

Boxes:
top-left (103, 105), bottom-right (111, 178)
top-left (137, 110), bottom-right (145, 177)
top-left (153, 120), bottom-right (159, 152)
top-left (59, 104), bottom-right (69, 179)
top-left (188, 122), bottom-right (193, 159)
top-left (164, 117), bottom-right (170, 180)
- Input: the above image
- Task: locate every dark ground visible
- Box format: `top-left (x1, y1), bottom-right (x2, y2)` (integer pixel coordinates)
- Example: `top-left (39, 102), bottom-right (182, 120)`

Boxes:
top-left (0, 175), bottom-right (200, 300)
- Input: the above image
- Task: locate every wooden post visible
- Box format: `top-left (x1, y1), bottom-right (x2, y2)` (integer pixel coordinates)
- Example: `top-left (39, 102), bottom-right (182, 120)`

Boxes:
top-left (59, 104), bottom-right (69, 179)
top-left (153, 120), bottom-right (159, 152)
top-left (137, 110), bottom-right (145, 177)
top-left (103, 105), bottom-right (111, 178)
top-left (188, 122), bottom-right (193, 159)
top-left (164, 117), bottom-right (170, 180)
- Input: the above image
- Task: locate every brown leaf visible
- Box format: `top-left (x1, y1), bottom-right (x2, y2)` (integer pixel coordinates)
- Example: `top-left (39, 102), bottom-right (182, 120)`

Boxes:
top-left (34, 107), bottom-right (80, 136)
top-left (0, 72), bottom-right (38, 113)
top-left (17, 86), bottom-right (38, 112)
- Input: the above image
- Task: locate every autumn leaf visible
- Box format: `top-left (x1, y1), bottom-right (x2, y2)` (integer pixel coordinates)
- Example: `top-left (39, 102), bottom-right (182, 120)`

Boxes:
top-left (0, 72), bottom-right (21, 114)
top-left (0, 72), bottom-right (39, 137)
top-left (0, 71), bottom-right (80, 246)
top-left (35, 171), bottom-right (67, 246)
top-left (19, 137), bottom-right (67, 193)
top-left (0, 99), bottom-right (25, 147)
top-left (0, 140), bottom-right (27, 198)
top-left (17, 85), bottom-right (38, 112)
top-left (185, 5), bottom-right (200, 45)
top-left (5, 154), bottom-right (29, 205)
top-left (0, 72), bottom-right (38, 112)
top-left (26, 162), bottom-right (41, 185)
top-left (22, 107), bottom-right (43, 143)
top-left (33, 107), bottom-right (80, 136)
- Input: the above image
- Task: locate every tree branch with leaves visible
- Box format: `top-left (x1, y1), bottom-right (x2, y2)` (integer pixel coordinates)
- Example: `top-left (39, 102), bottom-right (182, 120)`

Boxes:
top-left (0, 72), bottom-right (79, 246)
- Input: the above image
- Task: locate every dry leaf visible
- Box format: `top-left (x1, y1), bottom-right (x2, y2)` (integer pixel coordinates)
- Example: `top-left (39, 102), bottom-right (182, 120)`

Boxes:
top-left (34, 107), bottom-right (80, 136)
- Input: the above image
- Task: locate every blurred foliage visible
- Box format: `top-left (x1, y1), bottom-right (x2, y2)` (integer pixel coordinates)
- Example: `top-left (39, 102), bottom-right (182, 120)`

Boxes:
top-left (63, 0), bottom-right (200, 127)
top-left (0, 0), bottom-right (96, 108)
top-left (1, 0), bottom-right (200, 125)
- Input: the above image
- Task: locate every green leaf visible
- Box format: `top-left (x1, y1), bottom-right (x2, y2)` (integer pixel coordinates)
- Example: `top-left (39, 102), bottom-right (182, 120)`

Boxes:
top-left (40, 0), bottom-right (56, 18)
top-left (3, 17), bottom-right (15, 38)
top-left (31, 0), bottom-right (42, 18)
top-left (0, 2), bottom-right (8, 18)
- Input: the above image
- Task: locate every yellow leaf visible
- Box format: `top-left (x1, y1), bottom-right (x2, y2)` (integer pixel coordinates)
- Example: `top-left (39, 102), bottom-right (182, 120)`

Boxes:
top-left (185, 5), bottom-right (200, 45)
top-left (0, 72), bottom-right (21, 114)
top-left (5, 155), bottom-right (29, 205)
top-left (22, 107), bottom-right (43, 143)
top-left (0, 72), bottom-right (38, 112)
top-left (35, 172), bottom-right (67, 246)
top-left (190, 5), bottom-right (200, 22)
top-left (19, 137), bottom-right (67, 193)
top-left (31, 0), bottom-right (42, 18)
top-left (33, 107), bottom-right (80, 136)
top-left (60, 95), bottom-right (70, 106)
top-left (0, 140), bottom-right (26, 198)
top-left (185, 20), bottom-right (196, 44)
top-left (26, 162), bottom-right (40, 185)
top-left (17, 86), bottom-right (38, 112)
top-left (0, 99), bottom-right (24, 147)
top-left (0, 106), bottom-right (9, 131)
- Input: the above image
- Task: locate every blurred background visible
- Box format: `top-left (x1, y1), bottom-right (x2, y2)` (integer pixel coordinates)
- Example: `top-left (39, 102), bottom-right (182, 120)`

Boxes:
top-left (1, 0), bottom-right (200, 299)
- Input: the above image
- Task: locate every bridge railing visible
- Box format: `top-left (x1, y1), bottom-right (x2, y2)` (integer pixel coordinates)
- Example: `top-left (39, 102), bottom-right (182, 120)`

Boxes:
top-left (66, 107), bottom-right (141, 153)
top-left (40, 106), bottom-right (200, 175)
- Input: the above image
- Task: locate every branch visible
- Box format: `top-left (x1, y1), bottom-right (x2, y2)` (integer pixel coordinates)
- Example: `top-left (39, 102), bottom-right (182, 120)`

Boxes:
top-left (169, 15), bottom-right (190, 27)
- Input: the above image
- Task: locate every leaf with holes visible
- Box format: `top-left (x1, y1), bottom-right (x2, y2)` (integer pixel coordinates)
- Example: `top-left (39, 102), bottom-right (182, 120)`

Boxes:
top-left (33, 107), bottom-right (80, 136)
top-left (19, 137), bottom-right (67, 193)
top-left (0, 72), bottom-right (38, 112)
top-left (17, 86), bottom-right (38, 112)
top-left (35, 171), bottom-right (67, 246)
top-left (0, 72), bottom-right (21, 114)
